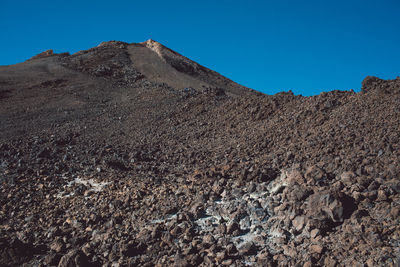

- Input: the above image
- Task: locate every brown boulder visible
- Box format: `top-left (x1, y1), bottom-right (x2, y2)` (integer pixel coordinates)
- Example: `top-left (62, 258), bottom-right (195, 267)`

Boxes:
top-left (309, 244), bottom-right (323, 254)
top-left (361, 76), bottom-right (385, 93)
top-left (57, 249), bottom-right (89, 267)
top-left (304, 165), bottom-right (326, 185)
top-left (286, 169), bottom-right (305, 185)
top-left (306, 190), bottom-right (356, 230)
top-left (50, 237), bottom-right (65, 253)
top-left (307, 191), bottom-right (344, 223)
top-left (340, 171), bottom-right (357, 187)
top-left (292, 216), bottom-right (306, 232)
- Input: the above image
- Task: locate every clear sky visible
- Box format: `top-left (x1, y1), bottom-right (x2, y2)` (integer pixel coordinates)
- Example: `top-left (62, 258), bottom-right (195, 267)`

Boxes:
top-left (1, 0), bottom-right (399, 96)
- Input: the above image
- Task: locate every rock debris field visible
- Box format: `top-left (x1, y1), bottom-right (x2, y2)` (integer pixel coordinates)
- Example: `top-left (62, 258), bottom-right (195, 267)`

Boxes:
top-left (0, 40), bottom-right (399, 266)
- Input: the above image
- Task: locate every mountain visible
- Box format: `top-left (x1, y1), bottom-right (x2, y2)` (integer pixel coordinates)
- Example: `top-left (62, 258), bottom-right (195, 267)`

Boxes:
top-left (131, 39), bottom-right (251, 96)
top-left (0, 40), bottom-right (399, 266)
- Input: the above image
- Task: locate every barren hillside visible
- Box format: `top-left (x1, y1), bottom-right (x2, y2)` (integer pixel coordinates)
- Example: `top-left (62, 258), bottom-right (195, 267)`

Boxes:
top-left (0, 41), bottom-right (399, 267)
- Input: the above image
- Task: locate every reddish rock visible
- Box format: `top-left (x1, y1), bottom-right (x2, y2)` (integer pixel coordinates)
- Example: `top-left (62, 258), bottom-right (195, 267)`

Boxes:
top-left (50, 238), bottom-right (65, 253)
top-left (306, 190), bottom-right (345, 223)
top-left (340, 171), bottom-right (357, 186)
top-left (286, 169), bottom-right (305, 185)
top-left (310, 229), bottom-right (320, 239)
top-left (304, 165), bottom-right (326, 185)
top-left (309, 244), bottom-right (323, 254)
top-left (30, 49), bottom-right (54, 60)
top-left (57, 250), bottom-right (88, 267)
top-left (292, 216), bottom-right (305, 232)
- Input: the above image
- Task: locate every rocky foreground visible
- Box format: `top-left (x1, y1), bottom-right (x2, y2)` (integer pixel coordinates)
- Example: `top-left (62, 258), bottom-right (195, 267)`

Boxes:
top-left (0, 41), bottom-right (399, 266)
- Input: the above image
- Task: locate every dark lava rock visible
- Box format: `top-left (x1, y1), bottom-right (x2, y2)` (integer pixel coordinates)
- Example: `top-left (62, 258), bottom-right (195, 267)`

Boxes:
top-left (57, 249), bottom-right (90, 267)
top-left (0, 238), bottom-right (33, 266)
top-left (361, 76), bottom-right (385, 93)
top-left (120, 241), bottom-right (147, 257)
top-left (306, 190), bottom-right (357, 234)
top-left (0, 40), bottom-right (399, 267)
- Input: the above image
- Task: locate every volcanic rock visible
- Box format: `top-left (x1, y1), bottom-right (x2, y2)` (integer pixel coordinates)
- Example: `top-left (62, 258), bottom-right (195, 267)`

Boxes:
top-left (0, 39), bottom-right (399, 266)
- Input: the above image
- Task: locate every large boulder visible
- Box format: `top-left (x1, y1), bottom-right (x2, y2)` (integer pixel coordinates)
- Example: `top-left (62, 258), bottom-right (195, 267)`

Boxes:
top-left (57, 249), bottom-right (89, 267)
top-left (361, 76), bottom-right (385, 93)
top-left (306, 190), bottom-right (356, 231)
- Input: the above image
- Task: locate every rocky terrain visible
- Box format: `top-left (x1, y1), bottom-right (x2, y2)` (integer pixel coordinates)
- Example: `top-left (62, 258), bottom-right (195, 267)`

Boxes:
top-left (0, 40), bottom-right (399, 267)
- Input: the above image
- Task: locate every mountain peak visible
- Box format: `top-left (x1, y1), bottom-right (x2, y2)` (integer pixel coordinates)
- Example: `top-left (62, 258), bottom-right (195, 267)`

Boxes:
top-left (127, 39), bottom-right (251, 95)
top-left (140, 39), bottom-right (165, 58)
top-left (142, 39), bottom-right (160, 45)
top-left (20, 39), bottom-right (252, 96)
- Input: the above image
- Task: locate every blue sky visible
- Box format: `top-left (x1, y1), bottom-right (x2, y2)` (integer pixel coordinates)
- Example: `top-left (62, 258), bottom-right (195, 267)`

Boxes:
top-left (1, 0), bottom-right (399, 96)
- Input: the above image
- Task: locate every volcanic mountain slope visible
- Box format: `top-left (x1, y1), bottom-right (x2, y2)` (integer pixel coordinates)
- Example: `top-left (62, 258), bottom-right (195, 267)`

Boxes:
top-left (0, 40), bottom-right (250, 140)
top-left (0, 41), bottom-right (399, 267)
top-left (129, 39), bottom-right (250, 96)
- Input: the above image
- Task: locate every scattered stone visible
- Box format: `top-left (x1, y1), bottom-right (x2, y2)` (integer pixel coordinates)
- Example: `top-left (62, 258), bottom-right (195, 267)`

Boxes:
top-left (50, 238), bottom-right (65, 253)
top-left (57, 250), bottom-right (89, 267)
top-left (227, 222), bottom-right (240, 234)
top-left (307, 191), bottom-right (345, 223)
top-left (340, 171), bottom-right (356, 186)
top-left (238, 242), bottom-right (257, 255)
top-left (292, 216), bottom-right (305, 232)
top-left (309, 244), bottom-right (323, 254)
top-left (310, 229), bottom-right (320, 239)
top-left (1, 40), bottom-right (399, 266)
top-left (0, 238), bottom-right (33, 266)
